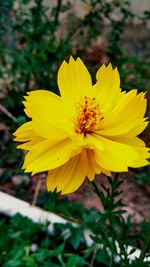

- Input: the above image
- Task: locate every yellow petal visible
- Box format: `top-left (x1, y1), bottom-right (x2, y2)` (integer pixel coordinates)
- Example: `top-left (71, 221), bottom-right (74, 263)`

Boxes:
top-left (32, 119), bottom-right (68, 141)
top-left (13, 121), bottom-right (35, 142)
top-left (23, 138), bottom-right (78, 174)
top-left (98, 90), bottom-right (147, 136)
top-left (109, 135), bottom-right (146, 147)
top-left (96, 133), bottom-right (149, 170)
top-left (14, 57), bottom-right (149, 196)
top-left (94, 135), bottom-right (138, 172)
top-left (72, 133), bottom-right (105, 152)
top-left (124, 119), bottom-right (148, 137)
top-left (85, 133), bottom-right (104, 150)
top-left (57, 57), bottom-right (93, 114)
top-left (23, 90), bottom-right (57, 118)
top-left (24, 91), bottom-right (71, 140)
top-left (131, 147), bottom-right (149, 167)
top-left (27, 90), bottom-right (59, 98)
top-left (94, 63), bottom-right (120, 106)
top-left (86, 149), bottom-right (101, 181)
top-left (47, 149), bottom-right (88, 194)
top-left (101, 168), bottom-right (112, 177)
top-left (17, 137), bottom-right (43, 150)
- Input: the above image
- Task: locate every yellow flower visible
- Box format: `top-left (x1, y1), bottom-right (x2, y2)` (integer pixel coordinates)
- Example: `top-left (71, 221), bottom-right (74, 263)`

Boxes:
top-left (14, 57), bottom-right (149, 194)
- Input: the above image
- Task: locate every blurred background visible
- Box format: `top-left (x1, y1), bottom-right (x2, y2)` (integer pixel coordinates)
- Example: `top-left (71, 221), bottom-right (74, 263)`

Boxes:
top-left (0, 0), bottom-right (150, 200)
top-left (0, 1), bottom-right (150, 266)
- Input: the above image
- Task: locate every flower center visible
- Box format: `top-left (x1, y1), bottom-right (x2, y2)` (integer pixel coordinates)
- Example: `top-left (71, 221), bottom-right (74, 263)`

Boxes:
top-left (75, 96), bottom-right (103, 135)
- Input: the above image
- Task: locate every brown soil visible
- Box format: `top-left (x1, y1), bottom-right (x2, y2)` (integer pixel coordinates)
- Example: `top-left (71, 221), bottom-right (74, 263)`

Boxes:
top-left (69, 172), bottom-right (150, 222)
top-left (1, 169), bottom-right (150, 223)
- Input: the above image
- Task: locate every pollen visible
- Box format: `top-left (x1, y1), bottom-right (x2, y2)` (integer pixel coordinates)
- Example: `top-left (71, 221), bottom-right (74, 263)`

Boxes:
top-left (75, 96), bottom-right (103, 135)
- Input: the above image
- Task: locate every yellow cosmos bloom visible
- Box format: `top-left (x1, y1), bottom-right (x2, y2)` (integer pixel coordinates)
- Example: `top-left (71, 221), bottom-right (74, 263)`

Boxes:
top-left (14, 57), bottom-right (149, 194)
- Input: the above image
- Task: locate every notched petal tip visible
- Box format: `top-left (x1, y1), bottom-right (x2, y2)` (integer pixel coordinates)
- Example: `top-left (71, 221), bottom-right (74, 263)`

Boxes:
top-left (96, 62), bottom-right (120, 85)
top-left (107, 62), bottom-right (113, 69)
top-left (23, 95), bottom-right (30, 102)
top-left (13, 131), bottom-right (17, 137)
top-left (16, 143), bottom-right (23, 149)
top-left (76, 57), bottom-right (83, 63)
top-left (69, 55), bottom-right (76, 63)
top-left (58, 59), bottom-right (68, 73)
top-left (22, 100), bottom-right (26, 106)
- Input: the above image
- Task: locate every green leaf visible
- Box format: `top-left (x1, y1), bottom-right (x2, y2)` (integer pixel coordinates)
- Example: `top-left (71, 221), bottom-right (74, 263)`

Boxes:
top-left (66, 255), bottom-right (85, 267)
top-left (69, 227), bottom-right (83, 249)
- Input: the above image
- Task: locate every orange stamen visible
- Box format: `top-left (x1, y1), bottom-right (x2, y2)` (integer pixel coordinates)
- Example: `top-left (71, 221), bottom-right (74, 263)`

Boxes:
top-left (75, 96), bottom-right (103, 135)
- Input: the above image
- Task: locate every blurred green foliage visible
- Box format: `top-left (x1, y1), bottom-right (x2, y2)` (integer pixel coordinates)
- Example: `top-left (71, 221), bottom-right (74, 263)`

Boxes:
top-left (0, 0), bottom-right (71, 110)
top-left (0, 213), bottom-right (109, 267)
top-left (0, 0), bottom-right (150, 111)
top-left (0, 178), bottom-right (150, 266)
top-left (0, 0), bottom-right (149, 193)
top-left (0, 1), bottom-right (150, 266)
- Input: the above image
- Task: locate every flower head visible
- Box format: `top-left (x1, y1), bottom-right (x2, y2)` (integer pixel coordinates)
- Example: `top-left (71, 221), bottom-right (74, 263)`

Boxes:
top-left (14, 56), bottom-right (149, 194)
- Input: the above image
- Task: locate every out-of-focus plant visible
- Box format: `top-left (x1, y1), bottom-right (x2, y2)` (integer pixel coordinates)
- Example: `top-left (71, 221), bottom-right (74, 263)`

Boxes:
top-left (0, 1), bottom-right (150, 194)
top-left (1, 0), bottom-right (150, 113)
top-left (0, 1), bottom-right (150, 266)
top-left (0, 0), bottom-right (72, 111)
top-left (1, 177), bottom-right (150, 266)
top-left (0, 0), bottom-right (72, 180)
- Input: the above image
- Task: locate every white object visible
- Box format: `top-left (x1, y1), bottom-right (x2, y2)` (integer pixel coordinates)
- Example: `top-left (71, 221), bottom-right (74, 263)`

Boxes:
top-left (0, 191), bottom-right (149, 263)
top-left (0, 191), bottom-right (68, 233)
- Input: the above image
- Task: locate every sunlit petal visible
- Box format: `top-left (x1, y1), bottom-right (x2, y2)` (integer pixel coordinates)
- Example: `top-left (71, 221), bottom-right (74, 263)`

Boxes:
top-left (14, 57), bottom-right (149, 195)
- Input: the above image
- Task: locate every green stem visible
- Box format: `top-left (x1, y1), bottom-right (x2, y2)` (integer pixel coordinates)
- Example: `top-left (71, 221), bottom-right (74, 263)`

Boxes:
top-left (91, 180), bottom-right (105, 207)
top-left (109, 254), bottom-right (113, 267)
top-left (91, 180), bottom-right (101, 198)
top-left (54, 0), bottom-right (62, 26)
top-left (137, 237), bottom-right (149, 267)
top-left (91, 179), bottom-right (115, 266)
